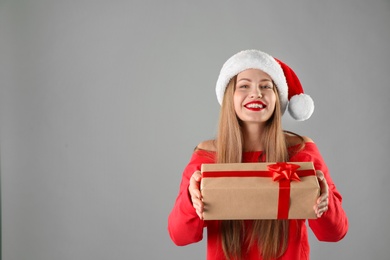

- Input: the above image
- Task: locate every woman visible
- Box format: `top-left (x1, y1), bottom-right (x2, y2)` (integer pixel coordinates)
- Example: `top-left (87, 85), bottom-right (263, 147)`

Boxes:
top-left (168, 50), bottom-right (348, 260)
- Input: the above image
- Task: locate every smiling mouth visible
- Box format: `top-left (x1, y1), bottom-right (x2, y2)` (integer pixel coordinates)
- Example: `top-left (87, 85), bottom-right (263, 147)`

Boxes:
top-left (245, 103), bottom-right (265, 109)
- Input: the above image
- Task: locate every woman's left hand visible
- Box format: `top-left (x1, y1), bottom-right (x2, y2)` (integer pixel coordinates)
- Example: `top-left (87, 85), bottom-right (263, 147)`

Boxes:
top-left (314, 170), bottom-right (329, 218)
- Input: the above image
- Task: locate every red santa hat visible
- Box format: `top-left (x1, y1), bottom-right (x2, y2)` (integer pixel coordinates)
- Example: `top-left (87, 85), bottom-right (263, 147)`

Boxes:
top-left (215, 49), bottom-right (314, 121)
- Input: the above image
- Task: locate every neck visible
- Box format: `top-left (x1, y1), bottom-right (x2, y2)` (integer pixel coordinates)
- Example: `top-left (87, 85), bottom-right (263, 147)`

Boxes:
top-left (241, 122), bottom-right (266, 151)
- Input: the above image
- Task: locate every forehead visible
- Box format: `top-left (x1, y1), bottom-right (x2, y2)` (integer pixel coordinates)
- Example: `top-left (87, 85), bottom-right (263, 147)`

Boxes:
top-left (237, 69), bottom-right (272, 81)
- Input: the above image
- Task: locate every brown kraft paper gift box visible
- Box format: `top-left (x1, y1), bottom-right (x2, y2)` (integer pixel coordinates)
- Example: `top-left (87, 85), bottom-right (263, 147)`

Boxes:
top-left (200, 162), bottom-right (320, 220)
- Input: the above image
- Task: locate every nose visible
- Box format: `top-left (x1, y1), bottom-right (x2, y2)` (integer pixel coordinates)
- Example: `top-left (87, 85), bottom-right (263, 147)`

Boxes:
top-left (250, 87), bottom-right (262, 98)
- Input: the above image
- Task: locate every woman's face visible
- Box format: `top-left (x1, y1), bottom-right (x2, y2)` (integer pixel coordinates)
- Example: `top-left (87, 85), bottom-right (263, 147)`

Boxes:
top-left (233, 69), bottom-right (276, 125)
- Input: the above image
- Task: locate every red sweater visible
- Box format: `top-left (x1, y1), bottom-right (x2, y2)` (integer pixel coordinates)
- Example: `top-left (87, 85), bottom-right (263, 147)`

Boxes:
top-left (168, 142), bottom-right (348, 259)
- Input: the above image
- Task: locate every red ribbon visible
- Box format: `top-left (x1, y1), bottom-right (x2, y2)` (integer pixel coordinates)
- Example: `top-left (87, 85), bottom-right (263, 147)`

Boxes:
top-left (267, 162), bottom-right (301, 219)
top-left (267, 162), bottom-right (301, 182)
top-left (202, 162), bottom-right (314, 219)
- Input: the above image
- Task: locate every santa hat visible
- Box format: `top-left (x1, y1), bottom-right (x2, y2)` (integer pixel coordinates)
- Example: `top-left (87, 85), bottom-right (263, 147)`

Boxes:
top-left (215, 50), bottom-right (314, 121)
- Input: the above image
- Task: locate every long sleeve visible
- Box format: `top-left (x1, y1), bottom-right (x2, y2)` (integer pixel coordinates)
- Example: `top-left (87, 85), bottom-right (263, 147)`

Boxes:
top-left (168, 150), bottom-right (215, 246)
top-left (293, 142), bottom-right (349, 242)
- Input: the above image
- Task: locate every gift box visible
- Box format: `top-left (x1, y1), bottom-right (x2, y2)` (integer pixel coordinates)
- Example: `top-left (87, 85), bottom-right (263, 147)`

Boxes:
top-left (200, 162), bottom-right (320, 220)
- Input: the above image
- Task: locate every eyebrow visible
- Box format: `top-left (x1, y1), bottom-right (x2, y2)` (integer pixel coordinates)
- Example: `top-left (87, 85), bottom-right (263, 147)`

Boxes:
top-left (237, 78), bottom-right (272, 83)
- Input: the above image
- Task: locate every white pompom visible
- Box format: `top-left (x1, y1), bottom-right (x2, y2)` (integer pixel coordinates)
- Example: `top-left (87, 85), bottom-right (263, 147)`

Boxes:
top-left (288, 94), bottom-right (314, 121)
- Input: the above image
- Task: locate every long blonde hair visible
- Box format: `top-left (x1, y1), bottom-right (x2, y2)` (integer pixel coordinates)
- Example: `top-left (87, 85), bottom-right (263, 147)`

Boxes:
top-left (216, 76), bottom-right (290, 260)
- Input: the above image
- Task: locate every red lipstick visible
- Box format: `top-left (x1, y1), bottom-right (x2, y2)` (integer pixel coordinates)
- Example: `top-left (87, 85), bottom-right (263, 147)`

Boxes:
top-left (244, 101), bottom-right (266, 111)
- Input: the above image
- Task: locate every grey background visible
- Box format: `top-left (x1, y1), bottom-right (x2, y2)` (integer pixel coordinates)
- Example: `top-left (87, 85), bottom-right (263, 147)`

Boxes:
top-left (1, 0), bottom-right (389, 259)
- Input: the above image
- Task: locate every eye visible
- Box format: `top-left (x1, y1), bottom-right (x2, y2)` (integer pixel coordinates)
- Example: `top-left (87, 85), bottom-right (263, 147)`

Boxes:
top-left (260, 84), bottom-right (273, 89)
top-left (239, 85), bottom-right (249, 89)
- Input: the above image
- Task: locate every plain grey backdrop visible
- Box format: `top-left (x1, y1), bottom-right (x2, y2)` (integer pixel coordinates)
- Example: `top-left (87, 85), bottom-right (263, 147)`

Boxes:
top-left (1, 0), bottom-right (389, 259)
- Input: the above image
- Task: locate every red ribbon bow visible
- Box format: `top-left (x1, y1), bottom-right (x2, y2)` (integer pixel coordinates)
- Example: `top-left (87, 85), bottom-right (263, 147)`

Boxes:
top-left (267, 162), bottom-right (301, 182)
top-left (267, 162), bottom-right (301, 219)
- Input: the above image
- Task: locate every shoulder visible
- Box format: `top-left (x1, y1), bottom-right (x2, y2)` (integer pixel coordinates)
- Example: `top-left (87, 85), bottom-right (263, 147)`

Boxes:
top-left (285, 132), bottom-right (315, 147)
top-left (286, 134), bottom-right (321, 162)
top-left (301, 136), bottom-right (314, 143)
top-left (195, 139), bottom-right (216, 152)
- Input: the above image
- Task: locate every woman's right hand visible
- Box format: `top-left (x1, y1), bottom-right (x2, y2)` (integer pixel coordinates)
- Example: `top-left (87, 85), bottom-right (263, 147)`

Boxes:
top-left (189, 171), bottom-right (204, 220)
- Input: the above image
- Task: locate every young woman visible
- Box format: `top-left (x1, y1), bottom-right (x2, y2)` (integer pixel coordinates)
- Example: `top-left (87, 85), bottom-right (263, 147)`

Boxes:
top-left (168, 50), bottom-right (348, 260)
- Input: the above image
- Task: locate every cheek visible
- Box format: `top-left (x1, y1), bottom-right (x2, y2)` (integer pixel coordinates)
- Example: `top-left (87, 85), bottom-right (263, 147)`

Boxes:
top-left (268, 94), bottom-right (277, 110)
top-left (233, 93), bottom-right (241, 109)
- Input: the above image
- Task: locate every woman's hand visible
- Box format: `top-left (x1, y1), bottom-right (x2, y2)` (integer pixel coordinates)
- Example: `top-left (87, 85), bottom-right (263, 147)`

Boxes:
top-left (314, 170), bottom-right (329, 218)
top-left (189, 171), bottom-right (204, 220)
